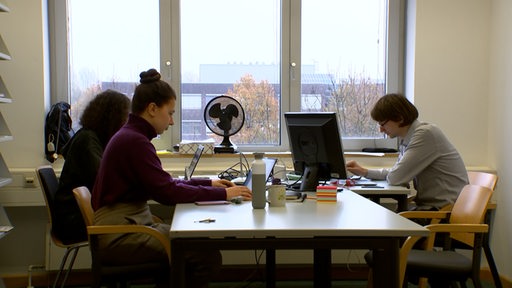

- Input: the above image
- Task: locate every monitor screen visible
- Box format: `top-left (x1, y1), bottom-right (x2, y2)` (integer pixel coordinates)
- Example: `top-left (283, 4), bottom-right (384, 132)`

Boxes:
top-left (284, 112), bottom-right (347, 192)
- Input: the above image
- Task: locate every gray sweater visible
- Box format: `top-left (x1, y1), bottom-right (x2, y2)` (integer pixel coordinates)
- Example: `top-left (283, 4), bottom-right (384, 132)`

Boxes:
top-left (367, 120), bottom-right (468, 210)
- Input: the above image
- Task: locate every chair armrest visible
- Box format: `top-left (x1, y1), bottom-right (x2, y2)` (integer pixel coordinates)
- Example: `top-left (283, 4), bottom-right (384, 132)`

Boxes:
top-left (422, 223), bottom-right (488, 249)
top-left (87, 225), bottom-right (171, 260)
top-left (426, 223), bottom-right (488, 233)
top-left (399, 210), bottom-right (451, 220)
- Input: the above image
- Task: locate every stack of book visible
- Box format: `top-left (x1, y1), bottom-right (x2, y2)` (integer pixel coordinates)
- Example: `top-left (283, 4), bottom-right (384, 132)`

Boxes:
top-left (316, 185), bottom-right (338, 203)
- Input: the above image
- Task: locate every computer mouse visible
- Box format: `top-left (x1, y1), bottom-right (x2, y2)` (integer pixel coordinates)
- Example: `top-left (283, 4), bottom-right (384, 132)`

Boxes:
top-left (231, 177), bottom-right (246, 185)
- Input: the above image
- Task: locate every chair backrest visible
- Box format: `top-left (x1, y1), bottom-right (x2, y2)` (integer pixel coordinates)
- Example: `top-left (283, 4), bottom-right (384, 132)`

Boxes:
top-left (36, 165), bottom-right (60, 225)
top-left (449, 184), bottom-right (493, 246)
top-left (72, 186), bottom-right (95, 227)
top-left (450, 184), bottom-right (493, 224)
top-left (467, 171), bottom-right (498, 190)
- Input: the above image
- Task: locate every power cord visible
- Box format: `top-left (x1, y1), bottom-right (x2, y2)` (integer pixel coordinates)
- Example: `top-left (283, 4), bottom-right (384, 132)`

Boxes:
top-left (217, 152), bottom-right (250, 180)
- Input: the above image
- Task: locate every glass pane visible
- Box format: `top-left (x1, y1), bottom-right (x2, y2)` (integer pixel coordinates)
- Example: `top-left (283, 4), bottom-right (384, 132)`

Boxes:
top-left (181, 0), bottom-right (281, 146)
top-left (67, 0), bottom-right (160, 130)
top-left (301, 0), bottom-right (386, 137)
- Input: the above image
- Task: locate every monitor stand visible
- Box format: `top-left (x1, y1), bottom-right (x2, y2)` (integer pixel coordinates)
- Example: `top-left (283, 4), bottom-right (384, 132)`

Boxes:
top-left (300, 165), bottom-right (319, 192)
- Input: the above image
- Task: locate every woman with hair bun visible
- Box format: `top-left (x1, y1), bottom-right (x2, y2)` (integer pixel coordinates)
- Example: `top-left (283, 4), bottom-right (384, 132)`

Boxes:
top-left (92, 69), bottom-right (251, 288)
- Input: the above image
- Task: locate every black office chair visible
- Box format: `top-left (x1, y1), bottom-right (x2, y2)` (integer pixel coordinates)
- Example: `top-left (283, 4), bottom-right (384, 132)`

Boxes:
top-left (36, 165), bottom-right (88, 288)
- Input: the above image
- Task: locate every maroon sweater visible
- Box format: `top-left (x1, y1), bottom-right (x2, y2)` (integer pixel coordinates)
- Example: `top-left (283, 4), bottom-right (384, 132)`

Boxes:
top-left (92, 114), bottom-right (226, 210)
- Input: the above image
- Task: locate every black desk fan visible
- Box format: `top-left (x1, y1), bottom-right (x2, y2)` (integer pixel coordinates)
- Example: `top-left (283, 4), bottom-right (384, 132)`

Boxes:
top-left (204, 95), bottom-right (245, 153)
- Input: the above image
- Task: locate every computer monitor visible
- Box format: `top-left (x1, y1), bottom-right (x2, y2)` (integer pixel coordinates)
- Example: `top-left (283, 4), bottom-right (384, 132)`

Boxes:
top-left (284, 112), bottom-right (348, 192)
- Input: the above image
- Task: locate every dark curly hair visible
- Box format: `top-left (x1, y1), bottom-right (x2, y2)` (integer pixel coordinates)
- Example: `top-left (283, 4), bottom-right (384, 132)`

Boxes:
top-left (132, 68), bottom-right (176, 114)
top-left (370, 93), bottom-right (419, 127)
top-left (80, 89), bottom-right (131, 147)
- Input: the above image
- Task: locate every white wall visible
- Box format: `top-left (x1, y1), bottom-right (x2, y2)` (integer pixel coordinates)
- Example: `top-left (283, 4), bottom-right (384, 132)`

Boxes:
top-left (0, 0), bottom-right (48, 169)
top-left (410, 0), bottom-right (511, 280)
top-left (488, 0), bottom-right (512, 281)
top-left (410, 0), bottom-right (490, 167)
top-left (0, 0), bottom-right (510, 281)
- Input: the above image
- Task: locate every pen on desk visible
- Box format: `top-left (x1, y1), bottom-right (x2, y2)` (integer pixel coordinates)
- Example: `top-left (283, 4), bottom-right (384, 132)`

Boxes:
top-left (195, 218), bottom-right (216, 223)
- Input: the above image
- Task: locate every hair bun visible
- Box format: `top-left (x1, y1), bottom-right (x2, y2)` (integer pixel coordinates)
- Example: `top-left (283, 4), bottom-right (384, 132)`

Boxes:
top-left (139, 68), bottom-right (161, 84)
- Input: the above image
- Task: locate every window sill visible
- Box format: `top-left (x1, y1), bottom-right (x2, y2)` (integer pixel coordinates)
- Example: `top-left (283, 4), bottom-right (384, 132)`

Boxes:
top-left (156, 150), bottom-right (399, 159)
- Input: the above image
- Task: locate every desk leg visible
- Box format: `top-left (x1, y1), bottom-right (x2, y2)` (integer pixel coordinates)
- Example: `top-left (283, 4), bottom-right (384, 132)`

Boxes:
top-left (369, 196), bottom-right (380, 205)
top-left (170, 240), bottom-right (186, 288)
top-left (266, 248), bottom-right (276, 288)
top-left (396, 195), bottom-right (408, 212)
top-left (372, 239), bottom-right (400, 288)
top-left (314, 249), bottom-right (331, 288)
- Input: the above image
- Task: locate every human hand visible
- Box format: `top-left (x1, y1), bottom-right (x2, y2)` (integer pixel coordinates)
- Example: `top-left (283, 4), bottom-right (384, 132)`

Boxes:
top-left (212, 179), bottom-right (235, 188)
top-left (226, 185), bottom-right (252, 201)
top-left (346, 160), bottom-right (368, 177)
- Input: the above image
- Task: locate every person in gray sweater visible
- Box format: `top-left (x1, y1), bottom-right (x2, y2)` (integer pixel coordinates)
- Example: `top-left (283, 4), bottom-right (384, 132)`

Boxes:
top-left (346, 93), bottom-right (468, 211)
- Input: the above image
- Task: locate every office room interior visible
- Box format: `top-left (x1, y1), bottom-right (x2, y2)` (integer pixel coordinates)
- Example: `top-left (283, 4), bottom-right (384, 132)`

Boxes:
top-left (0, 0), bottom-right (511, 286)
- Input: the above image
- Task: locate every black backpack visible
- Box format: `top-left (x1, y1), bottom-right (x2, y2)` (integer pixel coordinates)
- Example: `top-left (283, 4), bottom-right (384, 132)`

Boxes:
top-left (45, 102), bottom-right (74, 163)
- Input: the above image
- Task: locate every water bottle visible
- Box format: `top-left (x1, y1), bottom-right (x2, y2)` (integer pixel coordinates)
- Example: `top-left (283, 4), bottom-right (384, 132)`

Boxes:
top-left (251, 152), bottom-right (267, 209)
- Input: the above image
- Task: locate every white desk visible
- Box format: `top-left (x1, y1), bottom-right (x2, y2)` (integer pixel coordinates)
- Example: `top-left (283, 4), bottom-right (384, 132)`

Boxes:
top-left (349, 180), bottom-right (411, 212)
top-left (169, 190), bottom-right (428, 288)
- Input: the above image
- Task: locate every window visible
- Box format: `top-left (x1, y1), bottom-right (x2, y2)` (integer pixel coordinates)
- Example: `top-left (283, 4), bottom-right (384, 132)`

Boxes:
top-left (301, 0), bottom-right (386, 138)
top-left (180, 0), bottom-right (281, 147)
top-left (49, 0), bottom-right (404, 151)
top-left (51, 0), bottom-right (160, 131)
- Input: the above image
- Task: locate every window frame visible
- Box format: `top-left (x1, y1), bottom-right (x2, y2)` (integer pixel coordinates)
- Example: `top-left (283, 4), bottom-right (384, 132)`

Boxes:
top-left (49, 0), bottom-right (404, 152)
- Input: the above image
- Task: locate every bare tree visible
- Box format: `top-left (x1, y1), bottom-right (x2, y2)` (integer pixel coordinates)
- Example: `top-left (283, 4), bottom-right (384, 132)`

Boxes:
top-left (326, 72), bottom-right (383, 137)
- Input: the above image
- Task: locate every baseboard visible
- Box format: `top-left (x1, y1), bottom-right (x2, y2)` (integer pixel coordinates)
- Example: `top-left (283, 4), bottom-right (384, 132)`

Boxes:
top-left (480, 267), bottom-right (512, 288)
top-left (1, 264), bottom-right (368, 288)
top-left (2, 265), bottom-right (510, 288)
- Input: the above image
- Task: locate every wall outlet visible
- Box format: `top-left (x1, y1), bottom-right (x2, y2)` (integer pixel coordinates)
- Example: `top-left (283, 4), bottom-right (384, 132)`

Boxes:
top-left (23, 176), bottom-right (36, 188)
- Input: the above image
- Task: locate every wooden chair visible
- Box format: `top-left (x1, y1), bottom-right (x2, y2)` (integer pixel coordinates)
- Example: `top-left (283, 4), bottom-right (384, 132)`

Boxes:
top-left (401, 184), bottom-right (493, 288)
top-left (36, 166), bottom-right (88, 288)
top-left (424, 171), bottom-right (501, 287)
top-left (410, 171), bottom-right (500, 288)
top-left (72, 186), bottom-right (171, 288)
top-left (365, 184), bottom-right (493, 288)
top-left (467, 171), bottom-right (498, 191)
top-left (466, 171), bottom-right (501, 288)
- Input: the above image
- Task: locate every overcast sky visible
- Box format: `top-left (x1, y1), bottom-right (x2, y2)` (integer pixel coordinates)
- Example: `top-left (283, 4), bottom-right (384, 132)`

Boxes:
top-left (69, 0), bottom-right (385, 85)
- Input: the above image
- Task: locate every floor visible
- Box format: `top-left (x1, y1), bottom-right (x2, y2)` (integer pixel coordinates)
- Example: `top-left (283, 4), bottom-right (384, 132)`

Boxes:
top-left (209, 280), bottom-right (498, 288)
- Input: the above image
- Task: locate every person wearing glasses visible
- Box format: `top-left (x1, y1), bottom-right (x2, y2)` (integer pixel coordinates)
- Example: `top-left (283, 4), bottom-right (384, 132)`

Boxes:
top-left (346, 93), bottom-right (468, 211)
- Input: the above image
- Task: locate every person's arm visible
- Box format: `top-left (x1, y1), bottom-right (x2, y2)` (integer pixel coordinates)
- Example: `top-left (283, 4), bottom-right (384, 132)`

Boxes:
top-left (347, 160), bottom-right (388, 180)
top-left (130, 139), bottom-right (227, 204)
top-left (366, 168), bottom-right (389, 180)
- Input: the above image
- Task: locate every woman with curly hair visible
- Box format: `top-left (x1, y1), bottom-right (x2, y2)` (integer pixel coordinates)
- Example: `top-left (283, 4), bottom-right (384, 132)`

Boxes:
top-left (54, 90), bottom-right (130, 244)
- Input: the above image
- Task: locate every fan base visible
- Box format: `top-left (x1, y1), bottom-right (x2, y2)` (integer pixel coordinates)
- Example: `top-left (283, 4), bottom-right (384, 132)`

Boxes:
top-left (214, 145), bottom-right (238, 154)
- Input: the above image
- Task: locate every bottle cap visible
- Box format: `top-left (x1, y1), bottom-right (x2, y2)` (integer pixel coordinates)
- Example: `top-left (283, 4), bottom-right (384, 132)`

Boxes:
top-left (253, 152), bottom-right (264, 159)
